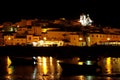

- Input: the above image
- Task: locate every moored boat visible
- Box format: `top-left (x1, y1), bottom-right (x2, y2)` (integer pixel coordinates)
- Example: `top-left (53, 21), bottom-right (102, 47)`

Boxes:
top-left (9, 56), bottom-right (37, 66)
top-left (59, 58), bottom-right (102, 75)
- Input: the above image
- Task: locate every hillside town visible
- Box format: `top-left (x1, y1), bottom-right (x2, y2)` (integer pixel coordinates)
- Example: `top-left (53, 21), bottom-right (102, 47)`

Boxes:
top-left (0, 14), bottom-right (120, 47)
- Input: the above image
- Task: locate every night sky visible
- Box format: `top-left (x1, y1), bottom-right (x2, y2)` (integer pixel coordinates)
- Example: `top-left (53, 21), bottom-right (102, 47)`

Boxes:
top-left (0, 0), bottom-right (119, 28)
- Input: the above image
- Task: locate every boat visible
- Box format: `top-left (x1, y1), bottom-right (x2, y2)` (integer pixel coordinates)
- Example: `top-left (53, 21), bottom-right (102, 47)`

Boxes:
top-left (9, 56), bottom-right (37, 66)
top-left (59, 57), bottom-right (102, 75)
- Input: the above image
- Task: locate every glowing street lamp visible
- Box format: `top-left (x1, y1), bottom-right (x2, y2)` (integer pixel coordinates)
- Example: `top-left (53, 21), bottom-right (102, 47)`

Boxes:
top-left (43, 37), bottom-right (47, 41)
top-left (107, 38), bottom-right (110, 41)
top-left (8, 37), bottom-right (11, 40)
top-left (79, 37), bottom-right (83, 41)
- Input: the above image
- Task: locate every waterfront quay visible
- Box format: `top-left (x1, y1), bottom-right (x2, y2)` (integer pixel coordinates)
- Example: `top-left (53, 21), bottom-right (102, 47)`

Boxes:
top-left (0, 46), bottom-right (120, 57)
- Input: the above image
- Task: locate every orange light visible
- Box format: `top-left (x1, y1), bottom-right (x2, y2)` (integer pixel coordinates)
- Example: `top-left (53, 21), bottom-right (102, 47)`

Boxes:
top-left (8, 37), bottom-right (11, 40)
top-left (106, 57), bottom-right (112, 74)
top-left (42, 57), bottom-right (47, 74)
top-left (107, 38), bottom-right (110, 41)
top-left (79, 37), bottom-right (83, 41)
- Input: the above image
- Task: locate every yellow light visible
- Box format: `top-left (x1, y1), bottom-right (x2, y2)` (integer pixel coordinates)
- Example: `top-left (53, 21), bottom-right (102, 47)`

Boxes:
top-left (79, 37), bottom-right (83, 41)
top-left (50, 56), bottom-right (53, 63)
top-left (107, 38), bottom-right (110, 41)
top-left (78, 61), bottom-right (83, 65)
top-left (106, 57), bottom-right (112, 74)
top-left (32, 42), bottom-right (37, 46)
top-left (42, 57), bottom-right (47, 74)
top-left (43, 37), bottom-right (47, 40)
top-left (78, 75), bottom-right (85, 80)
top-left (7, 56), bottom-right (13, 74)
top-left (42, 28), bottom-right (47, 33)
top-left (57, 60), bottom-right (60, 63)
top-left (8, 37), bottom-right (11, 40)
top-left (7, 56), bottom-right (12, 67)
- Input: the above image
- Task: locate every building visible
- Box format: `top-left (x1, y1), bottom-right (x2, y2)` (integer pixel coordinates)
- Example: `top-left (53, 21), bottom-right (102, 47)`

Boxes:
top-left (4, 35), bottom-right (39, 46)
top-left (2, 14), bottom-right (120, 47)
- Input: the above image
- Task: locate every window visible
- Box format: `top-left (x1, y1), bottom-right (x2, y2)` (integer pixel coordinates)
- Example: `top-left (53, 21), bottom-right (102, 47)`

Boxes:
top-left (92, 35), bottom-right (94, 37)
top-left (29, 37), bottom-right (31, 40)
top-left (96, 35), bottom-right (98, 37)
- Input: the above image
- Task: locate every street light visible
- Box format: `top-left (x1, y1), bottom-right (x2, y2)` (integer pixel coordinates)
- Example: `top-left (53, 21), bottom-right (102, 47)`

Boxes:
top-left (8, 37), bottom-right (11, 40)
top-left (107, 38), bottom-right (110, 41)
top-left (43, 37), bottom-right (47, 41)
top-left (79, 37), bottom-right (83, 41)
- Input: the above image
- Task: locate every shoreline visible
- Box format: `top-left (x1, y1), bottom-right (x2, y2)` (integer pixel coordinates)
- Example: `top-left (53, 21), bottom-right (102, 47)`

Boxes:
top-left (0, 45), bottom-right (120, 57)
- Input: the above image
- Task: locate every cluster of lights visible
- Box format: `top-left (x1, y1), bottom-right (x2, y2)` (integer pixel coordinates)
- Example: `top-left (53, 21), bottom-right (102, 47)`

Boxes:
top-left (79, 14), bottom-right (93, 26)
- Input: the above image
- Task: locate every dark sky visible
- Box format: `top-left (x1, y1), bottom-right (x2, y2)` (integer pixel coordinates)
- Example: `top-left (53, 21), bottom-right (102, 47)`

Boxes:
top-left (0, 0), bottom-right (119, 28)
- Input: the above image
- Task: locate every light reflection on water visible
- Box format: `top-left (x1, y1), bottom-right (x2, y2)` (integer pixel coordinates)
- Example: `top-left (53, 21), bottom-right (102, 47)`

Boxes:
top-left (34, 56), bottom-right (62, 80)
top-left (105, 57), bottom-right (112, 74)
top-left (1, 56), bottom-right (120, 80)
top-left (98, 57), bottom-right (120, 75)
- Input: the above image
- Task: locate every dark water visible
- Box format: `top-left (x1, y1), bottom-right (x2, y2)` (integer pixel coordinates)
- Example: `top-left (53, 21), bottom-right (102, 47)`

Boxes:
top-left (1, 56), bottom-right (120, 80)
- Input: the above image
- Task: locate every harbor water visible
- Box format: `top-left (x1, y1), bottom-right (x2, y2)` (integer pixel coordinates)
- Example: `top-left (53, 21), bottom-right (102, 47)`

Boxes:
top-left (1, 54), bottom-right (120, 80)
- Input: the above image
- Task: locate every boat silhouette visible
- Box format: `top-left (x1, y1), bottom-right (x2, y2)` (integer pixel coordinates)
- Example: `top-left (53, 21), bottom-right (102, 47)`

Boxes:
top-left (59, 57), bottom-right (102, 76)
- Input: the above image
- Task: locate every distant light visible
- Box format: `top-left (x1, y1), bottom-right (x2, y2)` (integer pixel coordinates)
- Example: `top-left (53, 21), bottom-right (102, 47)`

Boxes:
top-left (17, 25), bottom-right (20, 27)
top-left (79, 14), bottom-right (93, 26)
top-left (7, 56), bottom-right (12, 67)
top-left (79, 37), bottom-right (83, 41)
top-left (60, 18), bottom-right (66, 20)
top-left (8, 37), bottom-right (11, 40)
top-left (107, 38), bottom-right (110, 41)
top-left (38, 56), bottom-right (41, 59)
top-left (9, 27), bottom-right (13, 32)
top-left (57, 60), bottom-right (60, 63)
top-left (33, 56), bottom-right (36, 60)
top-left (78, 62), bottom-right (83, 65)
top-left (42, 28), bottom-right (47, 33)
top-left (32, 42), bottom-right (37, 46)
top-left (43, 37), bottom-right (47, 40)
top-left (85, 60), bottom-right (92, 65)
top-left (34, 61), bottom-right (36, 65)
